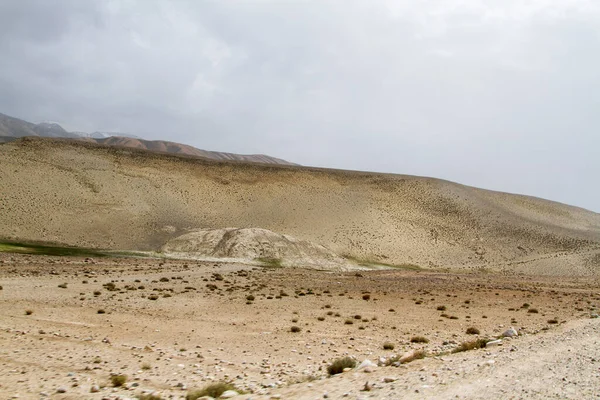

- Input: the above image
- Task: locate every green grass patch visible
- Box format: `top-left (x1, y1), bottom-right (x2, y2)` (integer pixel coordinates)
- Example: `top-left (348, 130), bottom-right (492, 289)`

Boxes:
top-left (343, 254), bottom-right (420, 270)
top-left (0, 240), bottom-right (152, 259)
top-left (255, 257), bottom-right (283, 268)
top-left (0, 241), bottom-right (109, 257)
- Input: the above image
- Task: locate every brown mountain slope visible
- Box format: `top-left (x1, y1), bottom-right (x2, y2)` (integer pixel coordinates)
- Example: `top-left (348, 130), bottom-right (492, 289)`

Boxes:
top-left (0, 112), bottom-right (296, 165)
top-left (90, 136), bottom-right (297, 165)
top-left (1, 137), bottom-right (599, 275)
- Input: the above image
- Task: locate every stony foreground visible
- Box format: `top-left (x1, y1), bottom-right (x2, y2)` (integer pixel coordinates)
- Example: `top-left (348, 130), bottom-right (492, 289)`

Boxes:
top-left (0, 253), bottom-right (599, 399)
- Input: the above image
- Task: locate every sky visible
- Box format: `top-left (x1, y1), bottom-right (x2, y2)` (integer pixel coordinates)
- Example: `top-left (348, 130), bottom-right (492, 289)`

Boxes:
top-left (0, 0), bottom-right (598, 212)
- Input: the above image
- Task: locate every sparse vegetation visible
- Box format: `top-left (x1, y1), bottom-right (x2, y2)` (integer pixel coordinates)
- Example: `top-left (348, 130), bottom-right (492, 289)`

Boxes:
top-left (452, 338), bottom-right (488, 353)
top-left (290, 325), bottom-right (301, 333)
top-left (466, 327), bottom-right (480, 335)
top-left (437, 305), bottom-right (447, 311)
top-left (528, 308), bottom-right (539, 314)
top-left (255, 257), bottom-right (283, 268)
top-left (141, 362), bottom-right (152, 370)
top-left (25, 309), bottom-right (33, 315)
top-left (97, 309), bottom-right (105, 314)
top-left (110, 374), bottom-right (127, 387)
top-left (327, 356), bottom-right (356, 375)
top-left (186, 382), bottom-right (236, 400)
top-left (383, 342), bottom-right (395, 350)
top-left (137, 394), bottom-right (162, 400)
top-left (410, 336), bottom-right (429, 343)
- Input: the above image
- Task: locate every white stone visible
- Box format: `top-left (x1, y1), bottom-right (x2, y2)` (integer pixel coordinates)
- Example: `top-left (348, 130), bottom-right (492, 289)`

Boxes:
top-left (357, 359), bottom-right (377, 370)
top-left (502, 327), bottom-right (518, 338)
top-left (486, 339), bottom-right (502, 347)
top-left (220, 390), bottom-right (239, 398)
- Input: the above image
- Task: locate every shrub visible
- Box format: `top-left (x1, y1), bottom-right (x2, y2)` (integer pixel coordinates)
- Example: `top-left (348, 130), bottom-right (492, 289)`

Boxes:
top-left (466, 327), bottom-right (480, 335)
top-left (246, 295), bottom-right (255, 301)
top-left (186, 382), bottom-right (236, 400)
top-left (547, 318), bottom-right (559, 324)
top-left (410, 336), bottom-right (429, 344)
top-left (58, 283), bottom-right (67, 289)
top-left (97, 309), bottom-right (106, 314)
top-left (141, 362), bottom-right (151, 370)
top-left (383, 342), bottom-right (395, 350)
top-left (528, 308), bottom-right (539, 314)
top-left (344, 319), bottom-right (354, 325)
top-left (327, 357), bottom-right (356, 375)
top-left (148, 294), bottom-right (159, 300)
top-left (452, 338), bottom-right (488, 353)
top-left (317, 316), bottom-right (325, 321)
top-left (25, 309), bottom-right (33, 315)
top-left (385, 349), bottom-right (426, 366)
top-left (110, 374), bottom-right (127, 387)
top-left (93, 291), bottom-right (101, 296)
top-left (437, 305), bottom-right (447, 311)
top-left (354, 315), bottom-right (362, 320)
top-left (401, 349), bottom-right (426, 364)
top-left (362, 294), bottom-right (370, 301)
top-left (290, 326), bottom-right (301, 333)
top-left (137, 395), bottom-right (162, 400)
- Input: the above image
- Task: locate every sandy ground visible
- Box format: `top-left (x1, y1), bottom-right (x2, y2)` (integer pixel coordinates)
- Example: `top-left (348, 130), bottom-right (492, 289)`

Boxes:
top-left (1, 253), bottom-right (599, 399)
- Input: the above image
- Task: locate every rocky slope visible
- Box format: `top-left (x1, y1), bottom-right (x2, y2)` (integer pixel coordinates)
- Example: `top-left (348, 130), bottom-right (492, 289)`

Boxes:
top-left (162, 227), bottom-right (347, 269)
top-left (1, 137), bottom-right (600, 275)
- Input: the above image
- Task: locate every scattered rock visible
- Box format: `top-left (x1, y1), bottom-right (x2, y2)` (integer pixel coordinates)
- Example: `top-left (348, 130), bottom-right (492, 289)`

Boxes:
top-left (502, 327), bottom-right (518, 338)
top-left (56, 387), bottom-right (67, 393)
top-left (486, 339), bottom-right (503, 347)
top-left (383, 377), bottom-right (397, 383)
top-left (90, 385), bottom-right (100, 393)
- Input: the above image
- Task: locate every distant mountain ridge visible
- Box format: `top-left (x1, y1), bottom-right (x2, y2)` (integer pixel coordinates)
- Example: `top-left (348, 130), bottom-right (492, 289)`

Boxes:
top-left (0, 112), bottom-right (296, 166)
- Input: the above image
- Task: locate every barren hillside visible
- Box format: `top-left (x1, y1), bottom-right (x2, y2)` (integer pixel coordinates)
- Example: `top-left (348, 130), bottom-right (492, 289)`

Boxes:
top-left (1, 137), bottom-right (599, 275)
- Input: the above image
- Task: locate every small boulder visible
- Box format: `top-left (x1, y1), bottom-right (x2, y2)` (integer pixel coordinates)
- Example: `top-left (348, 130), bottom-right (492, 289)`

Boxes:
top-left (502, 327), bottom-right (518, 338)
top-left (357, 359), bottom-right (377, 371)
top-left (220, 390), bottom-right (239, 399)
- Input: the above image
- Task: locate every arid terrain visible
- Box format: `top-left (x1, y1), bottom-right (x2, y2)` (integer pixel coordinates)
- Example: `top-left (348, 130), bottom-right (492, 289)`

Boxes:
top-left (1, 138), bottom-right (600, 399)
top-left (1, 252), bottom-right (599, 399)
top-left (1, 137), bottom-right (600, 275)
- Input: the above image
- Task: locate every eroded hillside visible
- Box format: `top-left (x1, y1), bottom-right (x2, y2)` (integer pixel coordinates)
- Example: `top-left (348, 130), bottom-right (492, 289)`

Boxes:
top-left (1, 137), bottom-right (599, 274)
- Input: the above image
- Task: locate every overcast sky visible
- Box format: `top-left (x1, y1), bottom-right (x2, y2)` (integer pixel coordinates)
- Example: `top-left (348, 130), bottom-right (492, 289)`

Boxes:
top-left (0, 0), bottom-right (598, 212)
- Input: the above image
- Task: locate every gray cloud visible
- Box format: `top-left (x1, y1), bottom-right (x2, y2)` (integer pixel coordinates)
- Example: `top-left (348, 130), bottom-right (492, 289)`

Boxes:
top-left (0, 0), bottom-right (599, 211)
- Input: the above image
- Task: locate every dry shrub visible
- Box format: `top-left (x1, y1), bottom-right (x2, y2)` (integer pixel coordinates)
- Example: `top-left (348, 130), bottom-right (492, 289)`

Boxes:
top-left (327, 357), bottom-right (356, 375)
top-left (452, 338), bottom-right (488, 353)
top-left (186, 383), bottom-right (236, 400)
